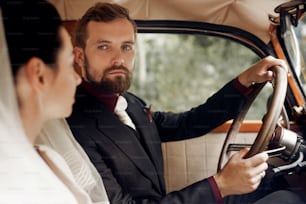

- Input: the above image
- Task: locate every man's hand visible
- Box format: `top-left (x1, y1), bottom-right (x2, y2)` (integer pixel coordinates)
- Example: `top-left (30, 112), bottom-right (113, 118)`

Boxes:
top-left (213, 148), bottom-right (269, 197)
top-left (238, 56), bottom-right (288, 87)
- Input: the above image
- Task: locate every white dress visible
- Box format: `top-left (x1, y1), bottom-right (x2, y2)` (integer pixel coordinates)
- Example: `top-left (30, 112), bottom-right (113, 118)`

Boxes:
top-left (36, 145), bottom-right (92, 204)
top-left (37, 119), bottom-right (110, 204)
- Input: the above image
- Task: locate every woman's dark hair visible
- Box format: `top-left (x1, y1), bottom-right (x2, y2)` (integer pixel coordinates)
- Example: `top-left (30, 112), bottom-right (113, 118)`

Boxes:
top-left (1, 0), bottom-right (62, 76)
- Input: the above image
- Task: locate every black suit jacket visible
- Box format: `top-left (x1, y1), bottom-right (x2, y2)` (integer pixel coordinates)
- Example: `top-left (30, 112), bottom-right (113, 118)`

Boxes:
top-left (67, 80), bottom-right (247, 203)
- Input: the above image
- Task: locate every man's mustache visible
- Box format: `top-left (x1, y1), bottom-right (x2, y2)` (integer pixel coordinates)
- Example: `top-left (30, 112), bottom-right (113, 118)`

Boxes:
top-left (105, 65), bottom-right (129, 74)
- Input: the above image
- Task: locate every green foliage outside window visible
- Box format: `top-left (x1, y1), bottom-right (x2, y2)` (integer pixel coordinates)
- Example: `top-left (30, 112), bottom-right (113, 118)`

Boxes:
top-left (130, 33), bottom-right (271, 120)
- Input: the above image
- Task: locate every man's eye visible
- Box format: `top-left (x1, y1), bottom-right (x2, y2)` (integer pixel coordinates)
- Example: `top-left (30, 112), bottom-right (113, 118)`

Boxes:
top-left (122, 44), bottom-right (133, 51)
top-left (98, 45), bottom-right (108, 50)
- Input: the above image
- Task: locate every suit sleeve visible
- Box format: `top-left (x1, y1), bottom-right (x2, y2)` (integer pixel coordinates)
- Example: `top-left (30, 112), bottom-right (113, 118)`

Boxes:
top-left (153, 79), bottom-right (248, 142)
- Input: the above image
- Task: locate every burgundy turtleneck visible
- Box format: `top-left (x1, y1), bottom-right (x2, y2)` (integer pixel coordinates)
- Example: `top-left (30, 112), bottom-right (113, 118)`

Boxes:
top-left (232, 77), bottom-right (255, 96)
top-left (81, 80), bottom-right (119, 112)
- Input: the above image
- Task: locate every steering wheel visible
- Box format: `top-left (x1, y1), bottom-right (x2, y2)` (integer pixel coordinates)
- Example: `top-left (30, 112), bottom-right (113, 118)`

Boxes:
top-left (217, 65), bottom-right (288, 172)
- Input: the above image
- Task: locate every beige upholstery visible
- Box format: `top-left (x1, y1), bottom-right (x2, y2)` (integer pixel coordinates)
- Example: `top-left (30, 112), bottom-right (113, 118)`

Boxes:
top-left (162, 132), bottom-right (256, 192)
top-left (49, 0), bottom-right (287, 43)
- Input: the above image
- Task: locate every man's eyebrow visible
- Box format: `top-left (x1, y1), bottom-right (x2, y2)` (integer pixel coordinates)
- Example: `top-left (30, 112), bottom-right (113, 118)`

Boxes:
top-left (96, 40), bottom-right (111, 44)
top-left (95, 40), bottom-right (135, 44)
top-left (124, 40), bottom-right (135, 44)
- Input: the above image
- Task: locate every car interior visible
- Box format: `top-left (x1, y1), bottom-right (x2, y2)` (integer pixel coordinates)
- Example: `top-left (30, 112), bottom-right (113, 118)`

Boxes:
top-left (25, 0), bottom-right (306, 199)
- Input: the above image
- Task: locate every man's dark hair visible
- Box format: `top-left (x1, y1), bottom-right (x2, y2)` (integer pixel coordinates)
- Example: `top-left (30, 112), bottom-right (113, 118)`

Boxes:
top-left (74, 2), bottom-right (137, 49)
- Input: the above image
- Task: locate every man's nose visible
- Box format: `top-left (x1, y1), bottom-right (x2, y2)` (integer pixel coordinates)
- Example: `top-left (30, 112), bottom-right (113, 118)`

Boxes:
top-left (111, 50), bottom-right (125, 66)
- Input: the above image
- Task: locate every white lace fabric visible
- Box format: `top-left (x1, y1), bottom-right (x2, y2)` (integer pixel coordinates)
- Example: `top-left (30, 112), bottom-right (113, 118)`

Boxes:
top-left (37, 119), bottom-right (110, 204)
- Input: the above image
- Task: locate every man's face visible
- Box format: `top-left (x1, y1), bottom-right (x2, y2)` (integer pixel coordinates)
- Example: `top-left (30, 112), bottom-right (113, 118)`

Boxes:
top-left (77, 18), bottom-right (135, 94)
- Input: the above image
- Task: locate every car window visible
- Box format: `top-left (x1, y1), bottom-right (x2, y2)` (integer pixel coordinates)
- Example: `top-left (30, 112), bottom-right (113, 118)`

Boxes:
top-left (295, 16), bottom-right (306, 89)
top-left (131, 33), bottom-right (272, 120)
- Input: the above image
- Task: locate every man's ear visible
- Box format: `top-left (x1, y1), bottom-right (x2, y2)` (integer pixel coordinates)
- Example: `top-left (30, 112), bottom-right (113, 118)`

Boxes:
top-left (24, 57), bottom-right (48, 91)
top-left (73, 47), bottom-right (86, 78)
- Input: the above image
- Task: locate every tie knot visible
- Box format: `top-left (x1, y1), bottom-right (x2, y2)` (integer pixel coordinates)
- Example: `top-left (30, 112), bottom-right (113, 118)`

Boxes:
top-left (115, 96), bottom-right (127, 113)
top-left (113, 96), bottom-right (136, 130)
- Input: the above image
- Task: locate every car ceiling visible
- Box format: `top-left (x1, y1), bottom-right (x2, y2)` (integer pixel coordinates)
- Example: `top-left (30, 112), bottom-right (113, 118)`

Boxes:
top-left (49, 0), bottom-right (289, 43)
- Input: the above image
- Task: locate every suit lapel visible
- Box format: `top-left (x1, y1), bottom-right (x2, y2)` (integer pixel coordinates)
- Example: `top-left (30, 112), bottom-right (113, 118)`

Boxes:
top-left (125, 94), bottom-right (165, 191)
top-left (97, 110), bottom-right (163, 193)
top-left (78, 91), bottom-right (163, 192)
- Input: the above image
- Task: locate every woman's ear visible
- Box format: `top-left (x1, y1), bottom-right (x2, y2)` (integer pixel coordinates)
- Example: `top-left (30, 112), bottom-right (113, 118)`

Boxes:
top-left (24, 57), bottom-right (48, 91)
top-left (73, 47), bottom-right (86, 79)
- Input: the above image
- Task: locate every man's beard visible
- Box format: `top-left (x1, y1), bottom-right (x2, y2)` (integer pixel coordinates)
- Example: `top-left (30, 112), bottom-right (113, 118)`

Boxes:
top-left (85, 63), bottom-right (132, 94)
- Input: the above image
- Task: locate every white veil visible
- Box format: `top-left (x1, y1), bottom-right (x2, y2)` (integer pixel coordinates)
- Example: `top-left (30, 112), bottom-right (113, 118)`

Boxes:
top-left (0, 8), bottom-right (78, 204)
top-left (37, 119), bottom-right (110, 204)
